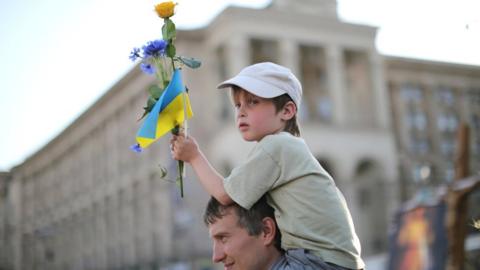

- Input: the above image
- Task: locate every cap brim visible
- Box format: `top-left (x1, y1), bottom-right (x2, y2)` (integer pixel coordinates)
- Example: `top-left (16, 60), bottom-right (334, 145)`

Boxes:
top-left (216, 75), bottom-right (285, 99)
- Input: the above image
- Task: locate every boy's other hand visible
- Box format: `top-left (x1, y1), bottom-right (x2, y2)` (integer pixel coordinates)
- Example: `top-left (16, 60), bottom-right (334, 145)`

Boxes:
top-left (170, 133), bottom-right (200, 163)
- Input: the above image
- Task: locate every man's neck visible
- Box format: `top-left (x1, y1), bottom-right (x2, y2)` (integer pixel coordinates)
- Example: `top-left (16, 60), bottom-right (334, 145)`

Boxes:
top-left (266, 249), bottom-right (283, 270)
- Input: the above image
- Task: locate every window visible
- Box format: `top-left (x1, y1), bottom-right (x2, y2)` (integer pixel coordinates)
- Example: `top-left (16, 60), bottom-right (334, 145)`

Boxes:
top-left (471, 114), bottom-right (480, 130)
top-left (344, 49), bottom-right (374, 126)
top-left (250, 38), bottom-right (278, 64)
top-left (405, 111), bottom-right (427, 131)
top-left (400, 83), bottom-right (423, 103)
top-left (299, 45), bottom-right (331, 122)
top-left (468, 90), bottom-right (480, 156)
top-left (409, 136), bottom-right (430, 155)
top-left (412, 164), bottom-right (431, 184)
top-left (216, 46), bottom-right (227, 81)
top-left (440, 138), bottom-right (455, 157)
top-left (444, 162), bottom-right (455, 183)
top-left (437, 112), bottom-right (458, 133)
top-left (357, 188), bottom-right (371, 208)
top-left (216, 46), bottom-right (232, 121)
top-left (436, 86), bottom-right (455, 106)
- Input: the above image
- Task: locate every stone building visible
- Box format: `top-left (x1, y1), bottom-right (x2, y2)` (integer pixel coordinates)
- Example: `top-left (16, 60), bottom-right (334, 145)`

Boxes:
top-left (1, 0), bottom-right (479, 269)
top-left (386, 57), bottom-right (480, 198)
top-left (0, 171), bottom-right (15, 270)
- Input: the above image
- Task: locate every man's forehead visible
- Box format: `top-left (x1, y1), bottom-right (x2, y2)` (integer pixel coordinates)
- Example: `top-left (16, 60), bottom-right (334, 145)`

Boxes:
top-left (208, 209), bottom-right (239, 237)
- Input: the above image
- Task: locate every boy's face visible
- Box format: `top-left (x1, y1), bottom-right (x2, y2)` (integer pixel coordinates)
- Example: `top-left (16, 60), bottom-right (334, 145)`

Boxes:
top-left (232, 89), bottom-right (285, 142)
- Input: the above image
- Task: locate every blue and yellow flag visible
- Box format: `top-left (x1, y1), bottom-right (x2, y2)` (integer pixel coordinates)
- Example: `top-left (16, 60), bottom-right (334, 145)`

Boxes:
top-left (136, 69), bottom-right (193, 149)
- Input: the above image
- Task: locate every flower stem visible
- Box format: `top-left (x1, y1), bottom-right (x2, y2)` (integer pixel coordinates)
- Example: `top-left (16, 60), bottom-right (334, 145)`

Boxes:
top-left (153, 58), bottom-right (165, 87)
top-left (171, 125), bottom-right (184, 197)
top-left (178, 158), bottom-right (184, 198)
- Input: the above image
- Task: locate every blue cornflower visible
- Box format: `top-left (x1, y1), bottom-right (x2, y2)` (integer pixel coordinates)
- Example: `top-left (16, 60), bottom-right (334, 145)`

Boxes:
top-left (130, 144), bottom-right (143, 153)
top-left (140, 63), bottom-right (155, 75)
top-left (129, 47), bottom-right (141, 61)
top-left (142, 39), bottom-right (167, 58)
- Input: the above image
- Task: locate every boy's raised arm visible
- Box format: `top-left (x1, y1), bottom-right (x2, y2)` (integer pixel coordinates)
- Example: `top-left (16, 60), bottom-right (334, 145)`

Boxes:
top-left (171, 134), bottom-right (233, 205)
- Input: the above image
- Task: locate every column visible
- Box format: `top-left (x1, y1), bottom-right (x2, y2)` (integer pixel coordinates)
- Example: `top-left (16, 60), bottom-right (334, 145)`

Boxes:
top-left (74, 214), bottom-right (84, 270)
top-left (225, 35), bottom-right (249, 77)
top-left (96, 203), bottom-right (107, 269)
top-left (326, 45), bottom-right (347, 126)
top-left (370, 51), bottom-right (390, 129)
top-left (279, 39), bottom-right (299, 76)
top-left (123, 188), bottom-right (136, 267)
top-left (11, 178), bottom-right (23, 270)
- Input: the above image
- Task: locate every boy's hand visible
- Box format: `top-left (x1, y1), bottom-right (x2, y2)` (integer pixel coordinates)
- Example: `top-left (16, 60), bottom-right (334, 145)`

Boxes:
top-left (170, 133), bottom-right (200, 163)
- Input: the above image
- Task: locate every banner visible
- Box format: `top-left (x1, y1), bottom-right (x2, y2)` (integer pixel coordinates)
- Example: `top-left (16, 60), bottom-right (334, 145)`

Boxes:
top-left (388, 202), bottom-right (448, 270)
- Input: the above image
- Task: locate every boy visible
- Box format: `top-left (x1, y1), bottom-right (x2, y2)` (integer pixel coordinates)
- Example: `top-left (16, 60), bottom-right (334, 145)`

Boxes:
top-left (171, 62), bottom-right (365, 269)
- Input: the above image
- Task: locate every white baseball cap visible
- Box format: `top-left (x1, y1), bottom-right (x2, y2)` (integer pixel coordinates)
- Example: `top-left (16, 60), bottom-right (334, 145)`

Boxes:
top-left (217, 62), bottom-right (302, 109)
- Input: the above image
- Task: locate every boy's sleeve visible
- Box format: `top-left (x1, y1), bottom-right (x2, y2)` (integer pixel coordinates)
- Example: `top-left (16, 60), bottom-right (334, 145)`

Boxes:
top-left (223, 144), bottom-right (281, 210)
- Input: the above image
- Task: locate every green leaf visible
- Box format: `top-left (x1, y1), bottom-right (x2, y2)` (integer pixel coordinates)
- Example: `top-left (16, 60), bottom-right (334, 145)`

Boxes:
top-left (171, 125), bottom-right (180, 135)
top-left (138, 110), bottom-right (148, 121)
top-left (138, 96), bottom-right (158, 121)
top-left (163, 80), bottom-right (170, 89)
top-left (147, 96), bottom-right (157, 109)
top-left (162, 19), bottom-right (176, 40)
top-left (177, 56), bottom-right (202, 69)
top-left (166, 43), bottom-right (176, 58)
top-left (148, 85), bottom-right (164, 99)
top-left (144, 96), bottom-right (158, 112)
top-left (158, 165), bottom-right (168, 178)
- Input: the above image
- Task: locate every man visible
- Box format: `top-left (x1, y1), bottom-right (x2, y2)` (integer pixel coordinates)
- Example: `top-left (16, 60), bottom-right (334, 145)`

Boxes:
top-left (203, 196), bottom-right (282, 270)
top-left (204, 196), bottom-right (356, 270)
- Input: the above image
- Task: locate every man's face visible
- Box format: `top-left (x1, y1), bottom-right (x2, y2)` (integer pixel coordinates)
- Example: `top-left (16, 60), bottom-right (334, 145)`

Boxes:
top-left (208, 208), bottom-right (273, 270)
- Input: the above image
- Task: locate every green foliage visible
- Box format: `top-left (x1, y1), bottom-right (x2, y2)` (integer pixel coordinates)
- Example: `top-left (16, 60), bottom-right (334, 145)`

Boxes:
top-left (158, 165), bottom-right (168, 178)
top-left (171, 125), bottom-right (180, 135)
top-left (177, 159), bottom-right (184, 197)
top-left (148, 84), bottom-right (164, 99)
top-left (147, 95), bottom-right (157, 109)
top-left (162, 19), bottom-right (176, 40)
top-left (176, 56), bottom-right (202, 69)
top-left (139, 95), bottom-right (158, 121)
top-left (166, 43), bottom-right (176, 58)
top-left (132, 6), bottom-right (202, 198)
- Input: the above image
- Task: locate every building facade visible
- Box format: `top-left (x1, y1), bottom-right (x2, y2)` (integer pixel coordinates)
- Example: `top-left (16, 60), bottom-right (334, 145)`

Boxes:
top-left (1, 0), bottom-right (479, 269)
top-left (386, 57), bottom-right (480, 199)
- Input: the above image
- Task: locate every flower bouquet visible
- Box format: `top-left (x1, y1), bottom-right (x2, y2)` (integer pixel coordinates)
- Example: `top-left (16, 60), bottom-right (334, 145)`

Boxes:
top-left (129, 1), bottom-right (201, 197)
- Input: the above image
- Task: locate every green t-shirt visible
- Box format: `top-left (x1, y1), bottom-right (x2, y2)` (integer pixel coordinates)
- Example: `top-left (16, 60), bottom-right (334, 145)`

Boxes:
top-left (224, 132), bottom-right (365, 269)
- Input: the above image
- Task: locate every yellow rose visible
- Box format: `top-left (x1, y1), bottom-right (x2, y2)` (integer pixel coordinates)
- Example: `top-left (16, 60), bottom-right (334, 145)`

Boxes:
top-left (155, 1), bottom-right (176, 19)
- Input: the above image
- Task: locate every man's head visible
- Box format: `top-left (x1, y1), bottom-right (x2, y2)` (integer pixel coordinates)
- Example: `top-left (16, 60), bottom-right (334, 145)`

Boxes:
top-left (204, 196), bottom-right (282, 270)
top-left (218, 62), bottom-right (302, 138)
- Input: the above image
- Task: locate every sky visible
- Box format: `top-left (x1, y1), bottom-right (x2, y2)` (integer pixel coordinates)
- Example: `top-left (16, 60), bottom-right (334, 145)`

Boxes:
top-left (0, 0), bottom-right (479, 171)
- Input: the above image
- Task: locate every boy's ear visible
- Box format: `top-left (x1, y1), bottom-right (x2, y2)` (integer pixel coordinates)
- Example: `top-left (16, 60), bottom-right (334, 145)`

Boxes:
top-left (280, 101), bottom-right (296, 121)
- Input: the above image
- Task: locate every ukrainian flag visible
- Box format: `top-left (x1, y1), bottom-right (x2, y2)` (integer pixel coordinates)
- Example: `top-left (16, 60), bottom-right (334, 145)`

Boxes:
top-left (136, 69), bottom-right (193, 149)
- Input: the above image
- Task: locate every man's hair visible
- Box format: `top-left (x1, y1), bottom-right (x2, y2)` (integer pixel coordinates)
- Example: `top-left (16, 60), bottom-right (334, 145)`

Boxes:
top-left (204, 196), bottom-right (282, 251)
top-left (231, 87), bottom-right (301, 137)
